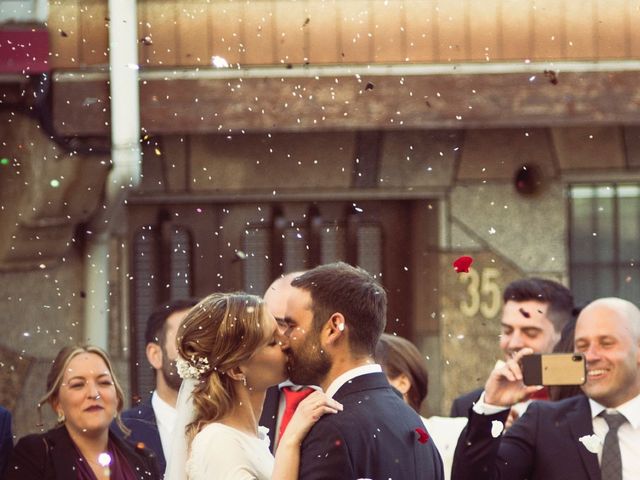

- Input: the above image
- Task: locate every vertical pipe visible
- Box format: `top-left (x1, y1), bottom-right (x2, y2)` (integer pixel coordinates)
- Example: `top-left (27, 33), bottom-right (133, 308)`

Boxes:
top-left (84, 0), bottom-right (140, 348)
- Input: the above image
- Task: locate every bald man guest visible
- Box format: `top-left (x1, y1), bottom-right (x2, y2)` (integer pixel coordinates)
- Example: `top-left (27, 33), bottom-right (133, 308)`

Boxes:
top-left (258, 271), bottom-right (316, 453)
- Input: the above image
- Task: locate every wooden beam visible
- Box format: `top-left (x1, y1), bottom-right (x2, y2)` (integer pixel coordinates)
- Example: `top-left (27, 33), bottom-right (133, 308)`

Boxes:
top-left (51, 67), bottom-right (640, 136)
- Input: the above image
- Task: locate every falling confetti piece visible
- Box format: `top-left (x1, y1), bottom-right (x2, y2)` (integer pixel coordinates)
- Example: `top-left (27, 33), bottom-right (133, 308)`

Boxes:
top-left (60, 30), bottom-right (68, 37)
top-left (50, 179), bottom-right (60, 188)
top-left (518, 307), bottom-right (531, 318)
top-left (196, 208), bottom-right (203, 213)
top-left (415, 427), bottom-right (429, 444)
top-left (453, 256), bottom-right (473, 273)
top-left (302, 17), bottom-right (310, 27)
top-left (154, 148), bottom-right (161, 156)
top-left (543, 70), bottom-right (558, 85)
top-left (491, 420), bottom-right (504, 438)
top-left (140, 36), bottom-right (153, 46)
top-left (98, 452), bottom-right (112, 467)
top-left (578, 434), bottom-right (601, 454)
top-left (365, 82), bottom-right (375, 91)
top-left (211, 56), bottom-right (229, 68)
top-left (0, 158), bottom-right (9, 165)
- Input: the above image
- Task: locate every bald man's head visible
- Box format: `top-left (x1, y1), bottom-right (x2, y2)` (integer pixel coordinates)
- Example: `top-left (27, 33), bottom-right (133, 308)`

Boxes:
top-left (264, 271), bottom-right (305, 329)
top-left (575, 297), bottom-right (640, 408)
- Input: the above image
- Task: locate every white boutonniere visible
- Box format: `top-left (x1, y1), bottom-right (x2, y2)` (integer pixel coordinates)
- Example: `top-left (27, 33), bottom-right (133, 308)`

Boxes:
top-left (491, 420), bottom-right (504, 438)
top-left (578, 434), bottom-right (602, 454)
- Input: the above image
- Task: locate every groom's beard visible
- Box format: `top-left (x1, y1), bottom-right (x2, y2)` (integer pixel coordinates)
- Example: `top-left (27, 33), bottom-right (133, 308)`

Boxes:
top-left (287, 335), bottom-right (331, 387)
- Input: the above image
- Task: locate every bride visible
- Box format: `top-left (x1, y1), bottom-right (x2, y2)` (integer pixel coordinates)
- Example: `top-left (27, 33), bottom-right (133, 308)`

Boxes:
top-left (165, 292), bottom-right (342, 480)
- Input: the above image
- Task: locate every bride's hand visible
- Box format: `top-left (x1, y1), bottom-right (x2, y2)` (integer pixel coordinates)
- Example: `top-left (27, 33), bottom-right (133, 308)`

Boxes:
top-left (279, 391), bottom-right (343, 447)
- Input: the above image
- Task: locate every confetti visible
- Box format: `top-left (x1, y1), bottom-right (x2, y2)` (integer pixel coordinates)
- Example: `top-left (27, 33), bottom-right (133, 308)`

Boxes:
top-left (453, 256), bottom-right (473, 273)
top-left (50, 179), bottom-right (60, 188)
top-left (365, 82), bottom-right (375, 91)
top-left (415, 427), bottom-right (429, 444)
top-left (544, 70), bottom-right (558, 85)
top-left (491, 420), bottom-right (504, 438)
top-left (578, 434), bottom-right (601, 454)
top-left (211, 56), bottom-right (229, 68)
top-left (140, 36), bottom-right (153, 46)
top-left (302, 17), bottom-right (310, 27)
top-left (0, 158), bottom-right (9, 165)
top-left (518, 307), bottom-right (531, 318)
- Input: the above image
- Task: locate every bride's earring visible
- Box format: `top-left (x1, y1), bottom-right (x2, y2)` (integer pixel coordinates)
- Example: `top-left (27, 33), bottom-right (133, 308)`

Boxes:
top-left (242, 377), bottom-right (247, 387)
top-left (57, 410), bottom-right (65, 423)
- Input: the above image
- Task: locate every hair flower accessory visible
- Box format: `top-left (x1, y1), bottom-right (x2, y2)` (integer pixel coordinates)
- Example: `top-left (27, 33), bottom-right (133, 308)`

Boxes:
top-left (176, 355), bottom-right (210, 379)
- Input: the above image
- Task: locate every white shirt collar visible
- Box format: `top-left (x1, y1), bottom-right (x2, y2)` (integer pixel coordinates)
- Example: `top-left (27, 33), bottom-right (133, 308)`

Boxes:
top-left (325, 363), bottom-right (382, 398)
top-left (589, 392), bottom-right (640, 429)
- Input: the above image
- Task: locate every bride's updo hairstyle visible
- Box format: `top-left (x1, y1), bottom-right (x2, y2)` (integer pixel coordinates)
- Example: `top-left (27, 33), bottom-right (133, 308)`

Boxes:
top-left (176, 292), bottom-right (268, 440)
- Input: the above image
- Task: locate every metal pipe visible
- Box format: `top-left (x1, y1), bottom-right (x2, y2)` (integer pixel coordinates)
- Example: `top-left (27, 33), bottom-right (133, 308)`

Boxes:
top-left (84, 0), bottom-right (140, 348)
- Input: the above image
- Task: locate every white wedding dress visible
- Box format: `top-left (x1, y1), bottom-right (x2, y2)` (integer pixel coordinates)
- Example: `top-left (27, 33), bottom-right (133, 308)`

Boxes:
top-left (186, 423), bottom-right (274, 480)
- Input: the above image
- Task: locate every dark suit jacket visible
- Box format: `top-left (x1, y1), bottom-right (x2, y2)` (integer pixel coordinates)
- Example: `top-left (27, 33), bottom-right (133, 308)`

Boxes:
top-left (299, 372), bottom-right (444, 480)
top-left (5, 424), bottom-right (160, 480)
top-left (115, 398), bottom-right (166, 474)
top-left (258, 385), bottom-right (281, 453)
top-left (451, 395), bottom-right (599, 480)
top-left (0, 407), bottom-right (12, 478)
top-left (449, 387), bottom-right (483, 417)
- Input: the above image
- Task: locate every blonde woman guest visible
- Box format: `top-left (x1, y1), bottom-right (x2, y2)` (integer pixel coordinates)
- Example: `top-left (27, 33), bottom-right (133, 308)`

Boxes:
top-left (375, 333), bottom-right (467, 480)
top-left (6, 345), bottom-right (160, 480)
top-left (165, 292), bottom-right (342, 480)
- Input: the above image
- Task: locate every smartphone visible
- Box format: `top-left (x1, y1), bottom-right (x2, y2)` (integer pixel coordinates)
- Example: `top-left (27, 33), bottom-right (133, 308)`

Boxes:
top-left (521, 353), bottom-right (586, 386)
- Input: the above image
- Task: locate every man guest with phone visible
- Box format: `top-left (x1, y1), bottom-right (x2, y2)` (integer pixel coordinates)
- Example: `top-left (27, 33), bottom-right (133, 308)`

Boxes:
top-left (451, 297), bottom-right (640, 480)
top-left (450, 277), bottom-right (575, 422)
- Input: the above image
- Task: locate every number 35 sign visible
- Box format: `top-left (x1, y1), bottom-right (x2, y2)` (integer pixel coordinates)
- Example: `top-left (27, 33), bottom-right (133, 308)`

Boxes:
top-left (458, 267), bottom-right (502, 319)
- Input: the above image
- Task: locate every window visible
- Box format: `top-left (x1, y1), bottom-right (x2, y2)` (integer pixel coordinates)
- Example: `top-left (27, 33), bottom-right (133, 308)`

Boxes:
top-left (569, 184), bottom-right (640, 306)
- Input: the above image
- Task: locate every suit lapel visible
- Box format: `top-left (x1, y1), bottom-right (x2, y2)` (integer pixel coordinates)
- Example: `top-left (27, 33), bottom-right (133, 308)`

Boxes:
top-left (259, 386), bottom-right (281, 453)
top-left (47, 426), bottom-right (86, 477)
top-left (566, 397), bottom-right (600, 480)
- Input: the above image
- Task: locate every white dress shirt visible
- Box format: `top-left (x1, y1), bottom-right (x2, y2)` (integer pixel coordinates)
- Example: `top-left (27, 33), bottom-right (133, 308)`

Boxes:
top-left (151, 390), bottom-right (177, 462)
top-left (589, 394), bottom-right (640, 480)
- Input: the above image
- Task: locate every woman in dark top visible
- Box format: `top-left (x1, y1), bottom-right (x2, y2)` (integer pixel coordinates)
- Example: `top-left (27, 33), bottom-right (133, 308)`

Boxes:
top-left (5, 345), bottom-right (159, 480)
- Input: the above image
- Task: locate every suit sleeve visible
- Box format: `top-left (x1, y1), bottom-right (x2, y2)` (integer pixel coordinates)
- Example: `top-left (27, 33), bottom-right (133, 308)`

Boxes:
top-left (450, 397), bottom-right (465, 417)
top-left (4, 435), bottom-right (47, 480)
top-left (451, 405), bottom-right (539, 480)
top-left (298, 421), bottom-right (353, 480)
top-left (0, 410), bottom-right (12, 477)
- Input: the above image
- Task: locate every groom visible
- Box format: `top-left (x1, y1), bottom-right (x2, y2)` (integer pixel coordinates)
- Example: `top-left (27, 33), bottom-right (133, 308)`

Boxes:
top-left (281, 262), bottom-right (444, 480)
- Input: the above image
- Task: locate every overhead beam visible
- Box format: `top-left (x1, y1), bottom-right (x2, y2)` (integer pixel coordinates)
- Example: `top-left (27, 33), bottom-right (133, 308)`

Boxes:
top-left (52, 62), bottom-right (640, 136)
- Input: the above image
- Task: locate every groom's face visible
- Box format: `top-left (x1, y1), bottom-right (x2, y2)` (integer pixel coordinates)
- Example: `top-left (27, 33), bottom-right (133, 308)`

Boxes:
top-left (282, 287), bottom-right (331, 386)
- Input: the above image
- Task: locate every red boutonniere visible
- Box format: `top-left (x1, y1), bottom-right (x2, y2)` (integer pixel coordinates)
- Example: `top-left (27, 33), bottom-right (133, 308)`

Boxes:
top-left (415, 427), bottom-right (429, 444)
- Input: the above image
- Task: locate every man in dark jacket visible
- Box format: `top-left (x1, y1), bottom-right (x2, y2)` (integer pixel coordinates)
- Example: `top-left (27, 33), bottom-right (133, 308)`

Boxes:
top-left (450, 277), bottom-right (574, 417)
top-left (0, 405), bottom-right (12, 477)
top-left (282, 262), bottom-right (444, 480)
top-left (118, 298), bottom-right (198, 474)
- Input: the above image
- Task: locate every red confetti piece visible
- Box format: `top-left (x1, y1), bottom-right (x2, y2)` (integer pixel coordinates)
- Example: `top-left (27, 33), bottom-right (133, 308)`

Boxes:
top-left (518, 307), bottom-right (531, 318)
top-left (453, 256), bottom-right (473, 273)
top-left (415, 427), bottom-right (429, 444)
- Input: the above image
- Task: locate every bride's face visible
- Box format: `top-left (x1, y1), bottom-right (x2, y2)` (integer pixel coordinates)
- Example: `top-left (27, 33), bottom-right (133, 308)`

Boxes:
top-left (242, 312), bottom-right (288, 391)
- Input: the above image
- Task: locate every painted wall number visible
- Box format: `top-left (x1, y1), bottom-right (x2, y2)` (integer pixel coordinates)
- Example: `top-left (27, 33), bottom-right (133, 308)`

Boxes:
top-left (459, 267), bottom-right (502, 319)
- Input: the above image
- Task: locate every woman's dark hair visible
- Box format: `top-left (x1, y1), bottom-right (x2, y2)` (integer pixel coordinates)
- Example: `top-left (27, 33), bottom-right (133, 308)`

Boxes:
top-left (375, 333), bottom-right (428, 412)
top-left (548, 308), bottom-right (586, 402)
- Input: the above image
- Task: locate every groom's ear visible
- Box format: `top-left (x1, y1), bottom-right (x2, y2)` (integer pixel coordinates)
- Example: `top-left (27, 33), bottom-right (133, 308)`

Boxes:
top-left (324, 312), bottom-right (346, 346)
